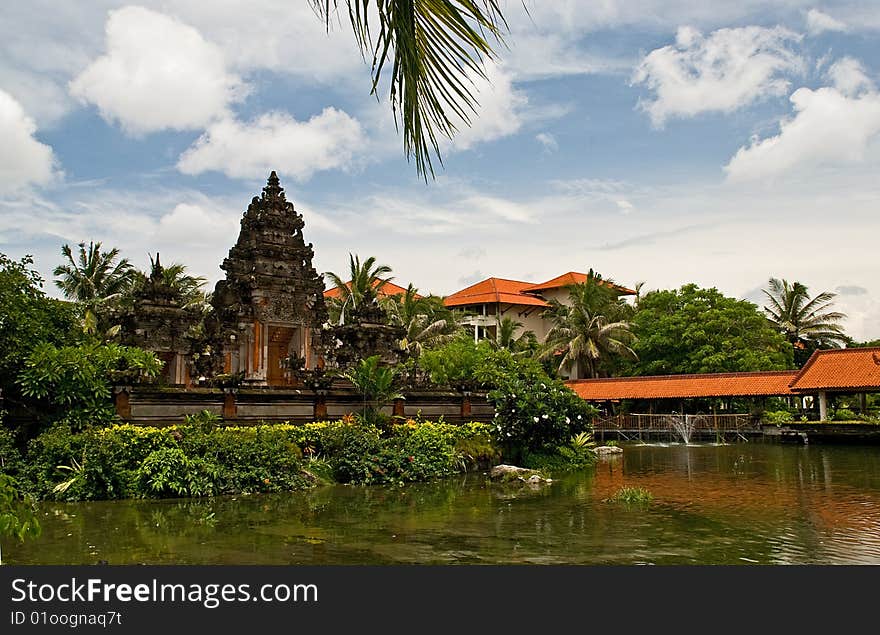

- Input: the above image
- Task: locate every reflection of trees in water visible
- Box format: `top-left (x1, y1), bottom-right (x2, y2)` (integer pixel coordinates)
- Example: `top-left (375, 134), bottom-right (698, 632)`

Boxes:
top-left (11, 446), bottom-right (880, 564)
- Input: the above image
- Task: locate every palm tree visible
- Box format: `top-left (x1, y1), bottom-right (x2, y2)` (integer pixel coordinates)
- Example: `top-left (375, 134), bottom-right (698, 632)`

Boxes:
top-left (539, 280), bottom-right (637, 379)
top-left (311, 1), bottom-right (508, 179)
top-left (762, 278), bottom-right (847, 349)
top-left (382, 284), bottom-right (458, 357)
top-left (54, 242), bottom-right (135, 304)
top-left (53, 241), bottom-right (135, 333)
top-left (129, 255), bottom-right (209, 311)
top-left (490, 316), bottom-right (536, 355)
top-left (341, 355), bottom-right (402, 425)
top-left (325, 254), bottom-right (393, 324)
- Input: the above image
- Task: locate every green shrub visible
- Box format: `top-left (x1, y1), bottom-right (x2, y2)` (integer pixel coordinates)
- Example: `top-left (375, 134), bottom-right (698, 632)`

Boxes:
top-left (831, 408), bottom-right (858, 421)
top-left (136, 447), bottom-right (218, 498)
top-left (763, 410), bottom-right (794, 425)
top-left (16, 342), bottom-right (163, 430)
top-left (0, 425), bottom-right (24, 477)
top-left (420, 336), bottom-right (597, 459)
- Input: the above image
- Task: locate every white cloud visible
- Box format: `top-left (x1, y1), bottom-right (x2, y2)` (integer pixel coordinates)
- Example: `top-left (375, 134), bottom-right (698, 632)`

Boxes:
top-left (445, 63), bottom-right (528, 150)
top-left (806, 8), bottom-right (848, 35)
top-left (0, 89), bottom-right (58, 194)
top-left (536, 133), bottom-right (559, 153)
top-left (177, 108), bottom-right (364, 181)
top-left (827, 56), bottom-right (874, 96)
top-left (69, 6), bottom-right (247, 134)
top-left (154, 203), bottom-right (239, 248)
top-left (725, 63), bottom-right (880, 182)
top-left (633, 25), bottom-right (804, 126)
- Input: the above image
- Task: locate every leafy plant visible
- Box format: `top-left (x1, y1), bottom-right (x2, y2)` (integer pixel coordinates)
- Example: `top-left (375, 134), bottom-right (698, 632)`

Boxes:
top-left (17, 342), bottom-right (163, 429)
top-left (342, 355), bottom-right (402, 425)
top-left (763, 410), bottom-right (794, 425)
top-left (832, 408), bottom-right (858, 422)
top-left (137, 447), bottom-right (218, 498)
top-left (0, 474), bottom-right (41, 564)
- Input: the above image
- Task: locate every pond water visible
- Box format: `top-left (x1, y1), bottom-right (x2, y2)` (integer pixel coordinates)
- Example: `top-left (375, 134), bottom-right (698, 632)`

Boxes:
top-left (7, 443), bottom-right (880, 565)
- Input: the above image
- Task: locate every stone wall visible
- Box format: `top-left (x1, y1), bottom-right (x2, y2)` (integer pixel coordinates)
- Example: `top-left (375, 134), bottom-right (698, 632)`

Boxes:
top-left (121, 386), bottom-right (494, 425)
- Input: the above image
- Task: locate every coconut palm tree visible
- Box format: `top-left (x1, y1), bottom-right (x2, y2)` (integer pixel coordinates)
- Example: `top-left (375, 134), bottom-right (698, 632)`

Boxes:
top-left (53, 242), bottom-right (136, 334)
top-left (762, 278), bottom-right (847, 349)
top-left (490, 316), bottom-right (536, 355)
top-left (382, 284), bottom-right (458, 356)
top-left (129, 255), bottom-right (209, 311)
top-left (311, 1), bottom-right (507, 178)
top-left (540, 280), bottom-right (637, 379)
top-left (325, 254), bottom-right (393, 325)
top-left (54, 242), bottom-right (135, 305)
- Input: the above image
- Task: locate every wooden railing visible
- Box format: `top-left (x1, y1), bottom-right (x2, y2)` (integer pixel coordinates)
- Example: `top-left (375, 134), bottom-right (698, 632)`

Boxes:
top-left (593, 413), bottom-right (753, 432)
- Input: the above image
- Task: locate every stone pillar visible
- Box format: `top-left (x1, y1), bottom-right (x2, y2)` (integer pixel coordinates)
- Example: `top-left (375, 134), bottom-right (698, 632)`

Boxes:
top-left (393, 397), bottom-right (406, 418)
top-left (461, 391), bottom-right (472, 419)
top-left (223, 389), bottom-right (237, 419)
top-left (114, 386), bottom-right (131, 420)
top-left (818, 391), bottom-right (828, 421)
top-left (314, 390), bottom-right (328, 420)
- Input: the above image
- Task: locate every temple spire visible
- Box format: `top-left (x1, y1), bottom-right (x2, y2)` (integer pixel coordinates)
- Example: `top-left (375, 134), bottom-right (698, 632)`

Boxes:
top-left (263, 170), bottom-right (284, 201)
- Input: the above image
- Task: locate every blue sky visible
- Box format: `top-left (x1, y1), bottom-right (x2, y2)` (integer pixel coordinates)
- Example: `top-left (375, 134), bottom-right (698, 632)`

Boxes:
top-left (1, 1), bottom-right (879, 339)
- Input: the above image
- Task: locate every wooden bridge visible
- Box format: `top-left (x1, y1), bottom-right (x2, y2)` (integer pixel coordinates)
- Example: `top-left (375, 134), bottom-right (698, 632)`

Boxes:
top-left (593, 413), bottom-right (758, 443)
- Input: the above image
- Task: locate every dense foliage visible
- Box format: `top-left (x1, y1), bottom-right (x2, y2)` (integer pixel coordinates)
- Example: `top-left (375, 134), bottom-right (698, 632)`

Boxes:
top-left (18, 419), bottom-right (498, 501)
top-left (17, 343), bottom-right (164, 430)
top-left (540, 273), bottom-right (636, 378)
top-left (0, 253), bottom-right (77, 409)
top-left (421, 336), bottom-right (597, 460)
top-left (629, 284), bottom-right (793, 375)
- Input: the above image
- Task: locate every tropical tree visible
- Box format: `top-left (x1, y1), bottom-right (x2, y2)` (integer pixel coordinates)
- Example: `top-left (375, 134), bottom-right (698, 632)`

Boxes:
top-left (0, 253), bottom-right (77, 405)
top-left (127, 255), bottom-right (210, 312)
top-left (631, 284), bottom-right (793, 375)
top-left (341, 355), bottom-right (402, 424)
top-left (489, 316), bottom-right (536, 355)
top-left (540, 278), bottom-right (637, 379)
top-left (325, 254), bottom-right (394, 324)
top-left (762, 278), bottom-right (848, 351)
top-left (53, 242), bottom-right (135, 333)
top-left (312, 1), bottom-right (508, 179)
top-left (381, 284), bottom-right (458, 357)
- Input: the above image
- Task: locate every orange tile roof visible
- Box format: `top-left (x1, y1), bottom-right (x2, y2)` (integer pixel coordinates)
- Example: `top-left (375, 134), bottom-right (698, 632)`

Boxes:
top-left (522, 271), bottom-right (636, 295)
top-left (324, 280), bottom-right (420, 299)
top-left (565, 371), bottom-right (799, 401)
top-left (790, 347), bottom-right (880, 392)
top-left (443, 277), bottom-right (549, 308)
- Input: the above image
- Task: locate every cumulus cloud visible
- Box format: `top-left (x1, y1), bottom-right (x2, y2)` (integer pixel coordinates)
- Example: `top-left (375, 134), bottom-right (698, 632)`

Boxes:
top-left (725, 59), bottom-right (880, 182)
top-left (446, 63), bottom-right (528, 150)
top-left (0, 89), bottom-right (57, 194)
top-left (633, 25), bottom-right (803, 126)
top-left (806, 8), bottom-right (848, 35)
top-left (177, 108), bottom-right (364, 181)
top-left (69, 6), bottom-right (247, 134)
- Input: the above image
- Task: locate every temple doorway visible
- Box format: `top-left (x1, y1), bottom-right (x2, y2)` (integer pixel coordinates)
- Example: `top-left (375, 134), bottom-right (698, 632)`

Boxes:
top-left (266, 325), bottom-right (298, 386)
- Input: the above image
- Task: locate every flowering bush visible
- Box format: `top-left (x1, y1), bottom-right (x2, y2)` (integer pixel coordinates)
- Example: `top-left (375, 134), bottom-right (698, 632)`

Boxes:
top-left (489, 376), bottom-right (595, 454)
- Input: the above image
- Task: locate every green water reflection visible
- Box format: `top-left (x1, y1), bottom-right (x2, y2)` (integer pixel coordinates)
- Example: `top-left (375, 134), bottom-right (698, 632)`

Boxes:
top-left (8, 443), bottom-right (880, 564)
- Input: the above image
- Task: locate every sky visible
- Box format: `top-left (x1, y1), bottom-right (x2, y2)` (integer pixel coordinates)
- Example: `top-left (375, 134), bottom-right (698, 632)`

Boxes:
top-left (1, 1), bottom-right (879, 340)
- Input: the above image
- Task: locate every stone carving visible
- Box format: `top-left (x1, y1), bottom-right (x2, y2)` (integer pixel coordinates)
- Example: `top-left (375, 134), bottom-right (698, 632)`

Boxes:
top-left (116, 253), bottom-right (200, 385)
top-left (205, 172), bottom-right (329, 385)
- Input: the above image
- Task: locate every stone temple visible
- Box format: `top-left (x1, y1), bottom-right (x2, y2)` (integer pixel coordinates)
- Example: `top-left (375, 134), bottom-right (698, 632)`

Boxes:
top-left (206, 171), bottom-right (329, 386)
